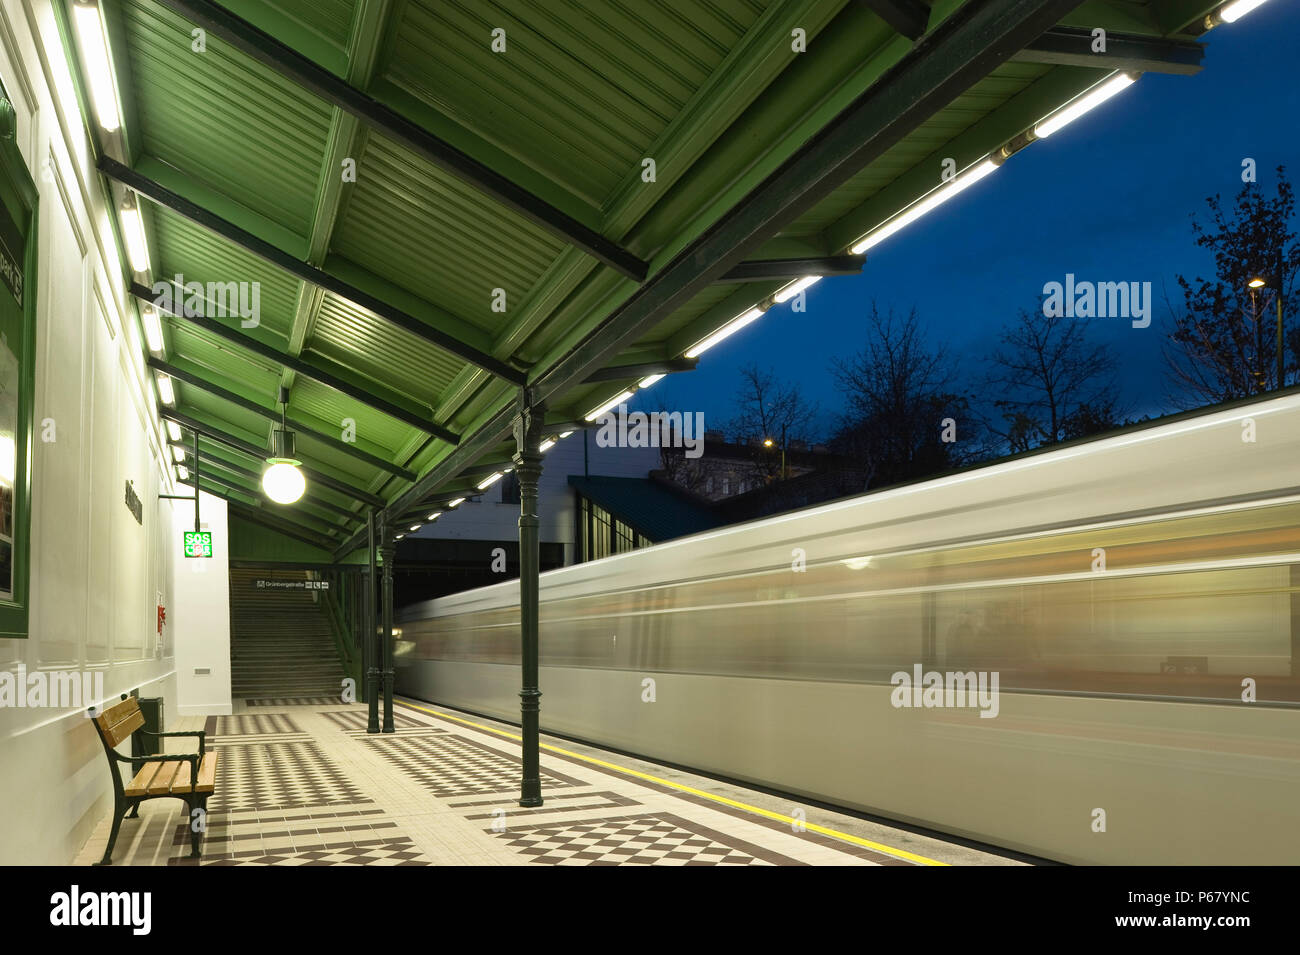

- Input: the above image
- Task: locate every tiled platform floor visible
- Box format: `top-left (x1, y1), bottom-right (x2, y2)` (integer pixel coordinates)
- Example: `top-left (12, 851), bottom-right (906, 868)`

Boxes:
top-left (75, 698), bottom-right (1023, 866)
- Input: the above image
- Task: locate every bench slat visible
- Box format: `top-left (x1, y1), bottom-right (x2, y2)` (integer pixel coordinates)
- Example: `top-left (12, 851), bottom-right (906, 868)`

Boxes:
top-left (147, 761), bottom-right (180, 795)
top-left (124, 762), bottom-right (162, 798)
top-left (195, 752), bottom-right (218, 794)
top-left (95, 697), bottom-right (138, 732)
top-left (171, 760), bottom-right (192, 793)
top-left (102, 711), bottom-right (144, 748)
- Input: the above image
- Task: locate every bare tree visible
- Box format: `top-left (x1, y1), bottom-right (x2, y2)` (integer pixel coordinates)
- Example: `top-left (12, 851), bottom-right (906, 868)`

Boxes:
top-left (1164, 166), bottom-right (1299, 407)
top-left (985, 307), bottom-right (1120, 449)
top-left (725, 364), bottom-right (819, 481)
top-left (829, 303), bottom-right (979, 488)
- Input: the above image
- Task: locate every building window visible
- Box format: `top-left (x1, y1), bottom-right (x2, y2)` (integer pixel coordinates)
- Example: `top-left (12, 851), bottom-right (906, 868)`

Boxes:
top-left (577, 494), bottom-right (653, 563)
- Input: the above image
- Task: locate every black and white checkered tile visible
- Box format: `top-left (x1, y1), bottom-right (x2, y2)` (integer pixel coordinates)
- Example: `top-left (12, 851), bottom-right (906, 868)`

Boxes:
top-left (362, 733), bottom-right (585, 798)
top-left (213, 713), bottom-right (307, 742)
top-left (243, 697), bottom-right (345, 707)
top-left (491, 814), bottom-right (779, 865)
top-left (193, 837), bottom-right (431, 866)
top-left (210, 741), bottom-right (372, 812)
top-left (319, 708), bottom-right (444, 736)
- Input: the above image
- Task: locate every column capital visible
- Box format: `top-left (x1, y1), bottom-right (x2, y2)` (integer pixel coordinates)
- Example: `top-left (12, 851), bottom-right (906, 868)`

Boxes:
top-left (512, 392), bottom-right (548, 456)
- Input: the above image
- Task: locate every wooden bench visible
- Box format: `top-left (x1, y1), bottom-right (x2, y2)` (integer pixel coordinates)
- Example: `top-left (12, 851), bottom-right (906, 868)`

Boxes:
top-left (90, 694), bottom-right (218, 865)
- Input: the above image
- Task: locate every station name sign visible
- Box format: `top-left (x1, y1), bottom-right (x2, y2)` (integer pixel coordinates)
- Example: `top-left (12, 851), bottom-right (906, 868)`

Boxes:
top-left (254, 579), bottom-right (329, 590)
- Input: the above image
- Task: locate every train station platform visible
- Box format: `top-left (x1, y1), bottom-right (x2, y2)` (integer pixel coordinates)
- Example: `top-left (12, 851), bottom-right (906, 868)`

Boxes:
top-left (74, 697), bottom-right (1016, 868)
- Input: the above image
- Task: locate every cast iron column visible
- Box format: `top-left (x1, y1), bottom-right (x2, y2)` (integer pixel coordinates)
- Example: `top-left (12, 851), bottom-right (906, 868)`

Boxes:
top-left (380, 533), bottom-right (396, 734)
top-left (365, 510), bottom-right (380, 733)
top-left (513, 394), bottom-right (546, 806)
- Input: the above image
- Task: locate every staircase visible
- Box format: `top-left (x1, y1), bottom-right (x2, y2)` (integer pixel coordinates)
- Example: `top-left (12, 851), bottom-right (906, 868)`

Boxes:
top-left (229, 568), bottom-right (346, 698)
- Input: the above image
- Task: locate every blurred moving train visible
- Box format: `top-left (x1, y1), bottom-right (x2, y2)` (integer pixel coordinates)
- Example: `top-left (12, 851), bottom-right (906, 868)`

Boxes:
top-left (397, 393), bottom-right (1300, 865)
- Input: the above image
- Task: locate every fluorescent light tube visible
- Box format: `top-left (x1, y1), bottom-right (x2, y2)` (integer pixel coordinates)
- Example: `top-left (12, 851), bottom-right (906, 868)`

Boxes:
top-left (120, 199), bottom-right (150, 273)
top-left (142, 305), bottom-right (163, 353)
top-left (584, 390), bottom-right (635, 421)
top-left (774, 275), bottom-right (821, 303)
top-left (1033, 73), bottom-right (1135, 139)
top-left (685, 306), bottom-right (764, 359)
top-left (476, 472), bottom-right (503, 490)
top-left (851, 159), bottom-right (999, 254)
top-left (155, 373), bottom-right (175, 405)
top-left (1221, 0), bottom-right (1269, 22)
top-left (166, 421), bottom-right (182, 442)
top-left (73, 1), bottom-right (122, 132)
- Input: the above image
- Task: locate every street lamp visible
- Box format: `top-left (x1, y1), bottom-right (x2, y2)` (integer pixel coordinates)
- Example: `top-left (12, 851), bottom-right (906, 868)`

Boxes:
top-left (1247, 265), bottom-right (1285, 390)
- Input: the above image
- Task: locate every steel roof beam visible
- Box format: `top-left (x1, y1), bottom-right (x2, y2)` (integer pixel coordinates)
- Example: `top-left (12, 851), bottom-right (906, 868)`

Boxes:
top-left (131, 283), bottom-right (458, 443)
top-left (151, 0), bottom-right (648, 283)
top-left (716, 255), bottom-right (866, 284)
top-left (583, 358), bottom-right (698, 383)
top-left (856, 0), bottom-right (932, 39)
top-left (100, 155), bottom-right (525, 387)
top-left (1014, 27), bottom-right (1205, 74)
top-left (149, 356), bottom-right (417, 481)
top-left (160, 407), bottom-right (387, 508)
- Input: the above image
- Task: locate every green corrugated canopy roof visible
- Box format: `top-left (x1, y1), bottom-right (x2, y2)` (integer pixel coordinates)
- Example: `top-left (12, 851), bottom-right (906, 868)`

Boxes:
top-left (58, 0), bottom-right (1225, 555)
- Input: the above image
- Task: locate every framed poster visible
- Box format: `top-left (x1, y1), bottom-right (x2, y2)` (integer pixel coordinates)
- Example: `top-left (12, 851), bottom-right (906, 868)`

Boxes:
top-left (0, 80), bottom-right (37, 638)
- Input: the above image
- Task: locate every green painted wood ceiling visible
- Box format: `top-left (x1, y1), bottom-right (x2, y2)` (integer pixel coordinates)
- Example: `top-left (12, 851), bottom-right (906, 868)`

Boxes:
top-left (68, 0), bottom-right (1224, 553)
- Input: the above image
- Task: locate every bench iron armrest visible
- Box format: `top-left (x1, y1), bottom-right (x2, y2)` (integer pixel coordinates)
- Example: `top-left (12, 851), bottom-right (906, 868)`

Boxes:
top-left (140, 729), bottom-right (206, 757)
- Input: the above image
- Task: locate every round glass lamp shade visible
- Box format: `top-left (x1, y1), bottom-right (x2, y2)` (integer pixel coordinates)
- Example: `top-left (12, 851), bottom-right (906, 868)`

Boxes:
top-left (262, 460), bottom-right (305, 504)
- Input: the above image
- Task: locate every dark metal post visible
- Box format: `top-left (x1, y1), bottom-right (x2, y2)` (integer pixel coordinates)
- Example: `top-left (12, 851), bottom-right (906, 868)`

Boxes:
top-left (380, 532), bottom-right (396, 734)
top-left (365, 510), bottom-right (379, 733)
top-left (513, 394), bottom-right (547, 806)
top-left (192, 430), bottom-right (200, 531)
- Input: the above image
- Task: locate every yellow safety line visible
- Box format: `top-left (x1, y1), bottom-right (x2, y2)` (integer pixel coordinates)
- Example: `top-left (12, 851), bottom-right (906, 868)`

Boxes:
top-left (395, 699), bottom-right (947, 866)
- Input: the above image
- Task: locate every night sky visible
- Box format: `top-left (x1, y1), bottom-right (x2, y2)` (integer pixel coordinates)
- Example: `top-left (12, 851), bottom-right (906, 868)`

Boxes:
top-left (634, 1), bottom-right (1300, 441)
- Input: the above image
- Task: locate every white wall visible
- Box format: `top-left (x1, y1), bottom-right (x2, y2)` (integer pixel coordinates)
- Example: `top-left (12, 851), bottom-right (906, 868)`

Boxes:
top-left (414, 435), bottom-right (660, 557)
top-left (0, 0), bottom-right (181, 864)
top-left (170, 491), bottom-right (231, 716)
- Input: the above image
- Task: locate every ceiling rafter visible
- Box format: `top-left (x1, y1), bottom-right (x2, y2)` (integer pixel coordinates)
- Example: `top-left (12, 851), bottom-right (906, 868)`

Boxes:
top-left (131, 282), bottom-right (456, 442)
top-left (100, 155), bottom-right (524, 386)
top-left (280, 0), bottom-right (392, 401)
top-left (174, 446), bottom-right (358, 524)
top-left (716, 255), bottom-right (866, 284)
top-left (149, 356), bottom-right (417, 481)
top-left (184, 477), bottom-right (337, 549)
top-left (1014, 26), bottom-right (1205, 74)
top-left (150, 0), bottom-right (649, 282)
top-left (160, 407), bottom-right (387, 508)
